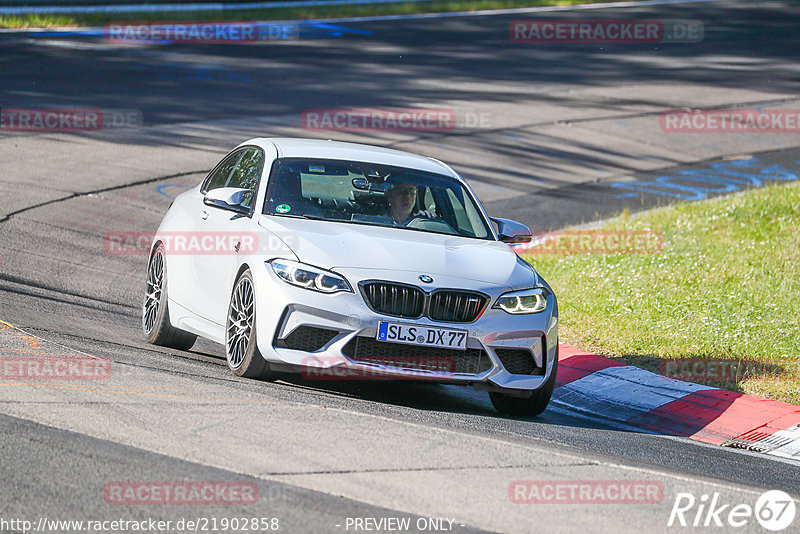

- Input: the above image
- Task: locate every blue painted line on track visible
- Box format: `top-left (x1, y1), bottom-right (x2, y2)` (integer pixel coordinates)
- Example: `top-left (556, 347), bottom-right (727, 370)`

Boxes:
top-left (156, 184), bottom-right (193, 200)
top-left (610, 158), bottom-right (800, 201)
top-left (16, 20), bottom-right (371, 41)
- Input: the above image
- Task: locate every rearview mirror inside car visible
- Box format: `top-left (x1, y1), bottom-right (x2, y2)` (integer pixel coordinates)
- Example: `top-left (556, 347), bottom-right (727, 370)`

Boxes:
top-left (352, 178), bottom-right (391, 192)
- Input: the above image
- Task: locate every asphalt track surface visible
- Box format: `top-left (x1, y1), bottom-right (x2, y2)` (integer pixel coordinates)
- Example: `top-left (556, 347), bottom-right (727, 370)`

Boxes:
top-left (1, 1), bottom-right (800, 532)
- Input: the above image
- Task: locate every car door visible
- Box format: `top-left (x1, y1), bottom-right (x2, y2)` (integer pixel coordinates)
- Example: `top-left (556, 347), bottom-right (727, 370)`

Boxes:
top-left (192, 147), bottom-right (265, 326)
top-left (167, 149), bottom-right (245, 313)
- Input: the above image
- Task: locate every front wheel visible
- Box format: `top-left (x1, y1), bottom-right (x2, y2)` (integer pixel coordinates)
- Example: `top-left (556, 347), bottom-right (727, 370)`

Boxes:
top-left (142, 244), bottom-right (197, 351)
top-left (490, 346), bottom-right (559, 417)
top-left (225, 269), bottom-right (279, 381)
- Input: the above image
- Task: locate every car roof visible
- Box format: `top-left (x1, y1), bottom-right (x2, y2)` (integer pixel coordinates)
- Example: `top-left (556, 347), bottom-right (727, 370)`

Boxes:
top-left (242, 137), bottom-right (457, 177)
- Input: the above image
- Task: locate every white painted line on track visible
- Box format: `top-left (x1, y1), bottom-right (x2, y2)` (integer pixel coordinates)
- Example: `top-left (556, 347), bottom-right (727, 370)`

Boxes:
top-left (0, 320), bottom-right (105, 361)
top-left (267, 0), bottom-right (718, 25)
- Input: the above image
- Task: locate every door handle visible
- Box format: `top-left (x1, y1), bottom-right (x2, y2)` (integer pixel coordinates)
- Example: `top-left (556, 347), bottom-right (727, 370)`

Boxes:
top-left (200, 210), bottom-right (209, 220)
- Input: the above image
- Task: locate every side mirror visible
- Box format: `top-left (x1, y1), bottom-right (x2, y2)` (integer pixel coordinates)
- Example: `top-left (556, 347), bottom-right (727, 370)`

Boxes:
top-left (204, 187), bottom-right (252, 215)
top-left (490, 217), bottom-right (532, 244)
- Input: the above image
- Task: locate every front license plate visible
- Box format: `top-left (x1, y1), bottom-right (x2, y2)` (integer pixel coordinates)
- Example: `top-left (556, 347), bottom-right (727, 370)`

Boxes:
top-left (376, 322), bottom-right (468, 350)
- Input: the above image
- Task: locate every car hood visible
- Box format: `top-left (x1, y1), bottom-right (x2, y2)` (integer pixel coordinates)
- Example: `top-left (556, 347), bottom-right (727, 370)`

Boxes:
top-left (258, 215), bottom-right (538, 288)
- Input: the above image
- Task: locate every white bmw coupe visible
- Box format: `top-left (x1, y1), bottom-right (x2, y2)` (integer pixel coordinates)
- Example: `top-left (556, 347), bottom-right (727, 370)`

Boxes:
top-left (143, 138), bottom-right (559, 415)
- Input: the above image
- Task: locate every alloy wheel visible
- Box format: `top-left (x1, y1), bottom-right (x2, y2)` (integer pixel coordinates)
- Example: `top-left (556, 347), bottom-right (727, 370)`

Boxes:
top-left (227, 276), bottom-right (255, 369)
top-left (143, 250), bottom-right (164, 336)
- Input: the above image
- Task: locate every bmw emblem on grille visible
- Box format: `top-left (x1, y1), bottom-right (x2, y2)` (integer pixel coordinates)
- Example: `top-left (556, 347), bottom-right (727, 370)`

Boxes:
top-left (419, 275), bottom-right (434, 284)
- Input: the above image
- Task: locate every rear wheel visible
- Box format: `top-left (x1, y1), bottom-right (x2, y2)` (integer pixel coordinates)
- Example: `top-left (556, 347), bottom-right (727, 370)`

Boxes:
top-left (490, 346), bottom-right (559, 417)
top-left (142, 244), bottom-right (197, 351)
top-left (225, 269), bottom-right (279, 381)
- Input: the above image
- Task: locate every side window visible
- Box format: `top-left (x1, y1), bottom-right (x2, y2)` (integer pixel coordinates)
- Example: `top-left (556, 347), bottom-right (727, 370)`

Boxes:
top-left (446, 188), bottom-right (489, 238)
top-left (227, 148), bottom-right (265, 207)
top-left (204, 150), bottom-right (244, 193)
top-left (462, 195), bottom-right (489, 238)
top-left (446, 189), bottom-right (471, 231)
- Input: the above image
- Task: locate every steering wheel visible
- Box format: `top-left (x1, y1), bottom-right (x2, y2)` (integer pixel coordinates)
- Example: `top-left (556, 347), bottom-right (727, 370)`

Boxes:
top-left (401, 214), bottom-right (430, 225)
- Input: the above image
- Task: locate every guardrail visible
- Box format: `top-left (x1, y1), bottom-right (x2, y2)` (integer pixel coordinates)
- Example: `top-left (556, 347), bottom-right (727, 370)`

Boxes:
top-left (0, 0), bottom-right (432, 16)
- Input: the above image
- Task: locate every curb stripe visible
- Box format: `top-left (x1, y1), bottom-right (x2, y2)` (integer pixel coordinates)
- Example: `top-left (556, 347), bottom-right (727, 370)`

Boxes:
top-left (555, 344), bottom-right (800, 460)
top-left (767, 426), bottom-right (800, 459)
top-left (629, 390), bottom-right (800, 445)
top-left (555, 346), bottom-right (626, 385)
top-left (555, 364), bottom-right (710, 422)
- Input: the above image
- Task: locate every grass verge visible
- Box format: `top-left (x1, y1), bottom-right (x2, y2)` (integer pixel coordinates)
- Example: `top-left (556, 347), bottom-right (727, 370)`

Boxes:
top-left (1, 0), bottom-right (635, 29)
top-left (521, 181), bottom-right (800, 405)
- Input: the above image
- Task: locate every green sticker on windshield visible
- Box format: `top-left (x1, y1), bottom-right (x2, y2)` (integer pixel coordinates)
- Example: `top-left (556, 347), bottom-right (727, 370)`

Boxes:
top-left (276, 204), bottom-right (291, 214)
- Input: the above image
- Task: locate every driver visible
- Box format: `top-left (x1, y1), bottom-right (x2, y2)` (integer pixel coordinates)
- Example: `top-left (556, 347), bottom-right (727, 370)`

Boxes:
top-left (384, 182), bottom-right (435, 225)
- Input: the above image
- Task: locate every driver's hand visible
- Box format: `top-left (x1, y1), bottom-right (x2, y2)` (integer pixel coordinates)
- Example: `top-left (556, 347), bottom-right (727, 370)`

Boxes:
top-left (414, 210), bottom-right (437, 219)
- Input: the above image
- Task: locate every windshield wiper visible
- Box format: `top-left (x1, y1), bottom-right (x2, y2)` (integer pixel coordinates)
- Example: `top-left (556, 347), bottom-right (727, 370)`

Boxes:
top-left (270, 213), bottom-right (328, 221)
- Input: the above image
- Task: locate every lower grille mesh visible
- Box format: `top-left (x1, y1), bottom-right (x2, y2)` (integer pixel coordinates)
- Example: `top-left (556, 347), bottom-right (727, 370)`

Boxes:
top-left (495, 348), bottom-right (543, 375)
top-left (276, 326), bottom-right (339, 352)
top-left (343, 336), bottom-right (491, 375)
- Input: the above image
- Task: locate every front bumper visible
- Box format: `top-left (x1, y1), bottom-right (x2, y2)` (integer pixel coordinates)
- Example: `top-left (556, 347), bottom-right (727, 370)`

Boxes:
top-left (252, 263), bottom-right (558, 392)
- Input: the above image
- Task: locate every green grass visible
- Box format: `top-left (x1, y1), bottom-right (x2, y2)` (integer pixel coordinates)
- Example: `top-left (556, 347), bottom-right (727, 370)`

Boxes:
top-left (522, 181), bottom-right (800, 405)
top-left (0, 14), bottom-right (76, 28)
top-left (1, 0), bottom-right (634, 28)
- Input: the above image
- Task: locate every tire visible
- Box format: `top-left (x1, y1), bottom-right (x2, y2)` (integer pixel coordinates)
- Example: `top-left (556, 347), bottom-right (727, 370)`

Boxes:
top-left (489, 345), bottom-right (559, 417)
top-left (225, 269), bottom-right (279, 381)
top-left (142, 244), bottom-right (197, 351)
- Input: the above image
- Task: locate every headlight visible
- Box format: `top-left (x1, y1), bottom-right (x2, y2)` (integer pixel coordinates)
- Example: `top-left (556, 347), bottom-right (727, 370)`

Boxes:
top-left (494, 288), bottom-right (549, 314)
top-left (269, 260), bottom-right (352, 294)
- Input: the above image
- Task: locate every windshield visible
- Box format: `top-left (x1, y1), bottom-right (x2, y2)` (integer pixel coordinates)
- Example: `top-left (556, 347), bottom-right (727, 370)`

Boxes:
top-left (262, 158), bottom-right (493, 239)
